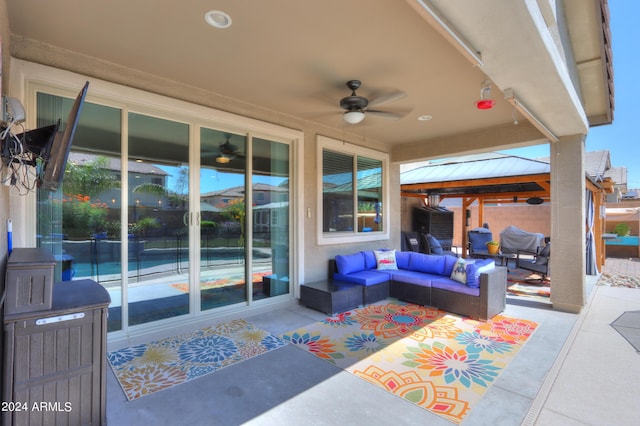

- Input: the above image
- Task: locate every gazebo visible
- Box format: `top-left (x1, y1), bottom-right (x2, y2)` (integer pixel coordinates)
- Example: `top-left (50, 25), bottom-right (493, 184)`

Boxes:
top-left (401, 153), bottom-right (614, 272)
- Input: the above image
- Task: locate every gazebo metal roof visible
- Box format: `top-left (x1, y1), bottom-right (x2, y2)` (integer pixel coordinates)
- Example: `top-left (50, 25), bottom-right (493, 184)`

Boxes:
top-left (400, 153), bottom-right (551, 203)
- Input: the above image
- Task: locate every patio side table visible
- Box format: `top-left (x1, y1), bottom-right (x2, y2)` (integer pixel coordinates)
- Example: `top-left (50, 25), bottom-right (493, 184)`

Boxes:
top-left (300, 280), bottom-right (363, 315)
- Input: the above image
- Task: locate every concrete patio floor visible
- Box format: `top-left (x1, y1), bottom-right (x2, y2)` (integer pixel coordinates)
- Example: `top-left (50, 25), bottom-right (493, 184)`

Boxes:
top-left (106, 260), bottom-right (640, 425)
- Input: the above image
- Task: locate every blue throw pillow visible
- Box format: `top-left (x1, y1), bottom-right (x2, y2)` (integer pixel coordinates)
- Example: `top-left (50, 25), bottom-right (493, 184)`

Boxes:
top-left (466, 259), bottom-right (495, 288)
top-left (335, 253), bottom-right (365, 275)
top-left (427, 234), bottom-right (443, 254)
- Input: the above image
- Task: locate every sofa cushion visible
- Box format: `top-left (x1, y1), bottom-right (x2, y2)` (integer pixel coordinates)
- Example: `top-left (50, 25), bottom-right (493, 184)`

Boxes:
top-left (361, 251), bottom-right (377, 269)
top-left (450, 257), bottom-right (468, 284)
top-left (431, 277), bottom-right (481, 296)
top-left (395, 251), bottom-right (411, 270)
top-left (443, 254), bottom-right (459, 276)
top-left (333, 270), bottom-right (391, 286)
top-left (466, 259), bottom-right (495, 288)
top-left (335, 252), bottom-right (365, 275)
top-left (408, 253), bottom-right (446, 275)
top-left (389, 269), bottom-right (434, 287)
top-left (374, 249), bottom-right (398, 270)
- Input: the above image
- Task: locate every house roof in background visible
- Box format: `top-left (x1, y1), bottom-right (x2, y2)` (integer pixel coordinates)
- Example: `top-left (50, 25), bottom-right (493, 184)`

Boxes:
top-left (584, 150), bottom-right (612, 181)
top-left (605, 166), bottom-right (627, 186)
top-left (68, 152), bottom-right (168, 176)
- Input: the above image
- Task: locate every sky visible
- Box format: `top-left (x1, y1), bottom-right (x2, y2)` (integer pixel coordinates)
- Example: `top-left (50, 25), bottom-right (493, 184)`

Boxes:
top-left (500, 1), bottom-right (640, 190)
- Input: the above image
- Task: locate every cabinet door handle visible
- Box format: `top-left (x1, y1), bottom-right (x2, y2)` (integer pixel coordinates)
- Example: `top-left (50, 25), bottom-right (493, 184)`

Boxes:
top-left (36, 312), bottom-right (85, 325)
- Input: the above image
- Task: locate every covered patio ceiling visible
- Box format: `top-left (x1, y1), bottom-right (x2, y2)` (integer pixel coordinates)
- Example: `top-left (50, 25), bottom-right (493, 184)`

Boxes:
top-left (4, 0), bottom-right (613, 161)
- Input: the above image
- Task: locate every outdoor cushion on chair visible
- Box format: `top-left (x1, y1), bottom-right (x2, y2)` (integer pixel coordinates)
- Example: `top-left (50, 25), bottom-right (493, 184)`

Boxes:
top-left (468, 229), bottom-right (494, 256)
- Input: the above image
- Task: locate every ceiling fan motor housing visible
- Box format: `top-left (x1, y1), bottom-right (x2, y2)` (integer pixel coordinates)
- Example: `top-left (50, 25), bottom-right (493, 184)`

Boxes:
top-left (340, 80), bottom-right (368, 111)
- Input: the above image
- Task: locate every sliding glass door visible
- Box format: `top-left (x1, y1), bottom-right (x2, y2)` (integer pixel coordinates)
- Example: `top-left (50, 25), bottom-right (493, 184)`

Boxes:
top-left (35, 85), bottom-right (293, 333)
top-left (252, 137), bottom-right (290, 299)
top-left (199, 128), bottom-right (248, 310)
top-left (126, 112), bottom-right (190, 325)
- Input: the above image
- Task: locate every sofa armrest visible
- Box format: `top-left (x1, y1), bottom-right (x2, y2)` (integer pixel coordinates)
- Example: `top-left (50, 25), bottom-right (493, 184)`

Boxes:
top-left (328, 258), bottom-right (338, 278)
top-left (479, 266), bottom-right (507, 320)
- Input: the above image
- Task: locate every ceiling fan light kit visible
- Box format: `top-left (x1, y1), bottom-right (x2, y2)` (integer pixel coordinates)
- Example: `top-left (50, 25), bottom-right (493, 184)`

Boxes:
top-left (343, 110), bottom-right (365, 124)
top-left (216, 155), bottom-right (231, 164)
top-left (339, 80), bottom-right (406, 124)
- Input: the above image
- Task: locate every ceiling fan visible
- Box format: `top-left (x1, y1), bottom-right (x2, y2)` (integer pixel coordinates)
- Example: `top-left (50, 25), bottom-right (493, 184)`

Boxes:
top-left (339, 80), bottom-right (408, 124)
top-left (208, 133), bottom-right (244, 164)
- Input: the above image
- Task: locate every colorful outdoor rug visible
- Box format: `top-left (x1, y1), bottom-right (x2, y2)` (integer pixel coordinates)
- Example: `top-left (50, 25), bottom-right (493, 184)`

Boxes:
top-left (108, 319), bottom-right (286, 401)
top-left (507, 268), bottom-right (551, 302)
top-left (282, 301), bottom-right (538, 424)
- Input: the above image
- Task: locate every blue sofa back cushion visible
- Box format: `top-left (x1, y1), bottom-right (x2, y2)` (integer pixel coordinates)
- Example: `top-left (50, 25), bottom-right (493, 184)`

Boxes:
top-left (443, 255), bottom-right (459, 276)
top-left (395, 251), bottom-right (411, 270)
top-left (408, 253), bottom-right (446, 275)
top-left (465, 259), bottom-right (496, 288)
top-left (361, 251), bottom-right (377, 269)
top-left (335, 252), bottom-right (365, 275)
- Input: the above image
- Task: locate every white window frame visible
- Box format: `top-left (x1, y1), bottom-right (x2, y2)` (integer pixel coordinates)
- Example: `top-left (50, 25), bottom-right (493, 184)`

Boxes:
top-left (316, 135), bottom-right (389, 245)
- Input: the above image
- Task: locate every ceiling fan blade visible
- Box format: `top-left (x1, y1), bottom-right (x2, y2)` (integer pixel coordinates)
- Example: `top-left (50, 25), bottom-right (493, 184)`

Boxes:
top-left (366, 109), bottom-right (405, 120)
top-left (367, 90), bottom-right (408, 108)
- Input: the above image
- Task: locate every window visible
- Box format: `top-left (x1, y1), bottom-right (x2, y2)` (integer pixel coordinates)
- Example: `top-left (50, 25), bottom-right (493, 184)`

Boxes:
top-left (317, 135), bottom-right (388, 244)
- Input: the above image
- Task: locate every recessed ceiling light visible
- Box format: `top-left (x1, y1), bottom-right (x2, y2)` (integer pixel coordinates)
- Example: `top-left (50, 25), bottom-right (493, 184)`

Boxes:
top-left (417, 115), bottom-right (432, 121)
top-left (205, 10), bottom-right (232, 29)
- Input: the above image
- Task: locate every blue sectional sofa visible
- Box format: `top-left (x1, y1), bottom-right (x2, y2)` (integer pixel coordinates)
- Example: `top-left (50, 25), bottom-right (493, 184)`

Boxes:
top-left (328, 250), bottom-right (506, 320)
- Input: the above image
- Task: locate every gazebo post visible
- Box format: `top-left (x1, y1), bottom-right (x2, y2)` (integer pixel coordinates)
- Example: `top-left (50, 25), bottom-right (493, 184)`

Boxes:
top-left (462, 196), bottom-right (477, 256)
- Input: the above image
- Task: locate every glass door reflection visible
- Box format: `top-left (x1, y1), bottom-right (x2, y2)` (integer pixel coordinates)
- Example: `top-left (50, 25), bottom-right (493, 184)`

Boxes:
top-left (200, 129), bottom-right (248, 310)
top-left (127, 113), bottom-right (190, 325)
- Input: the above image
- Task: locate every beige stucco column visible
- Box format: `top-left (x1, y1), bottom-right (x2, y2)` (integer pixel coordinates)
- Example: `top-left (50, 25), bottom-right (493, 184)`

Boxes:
top-left (550, 134), bottom-right (586, 313)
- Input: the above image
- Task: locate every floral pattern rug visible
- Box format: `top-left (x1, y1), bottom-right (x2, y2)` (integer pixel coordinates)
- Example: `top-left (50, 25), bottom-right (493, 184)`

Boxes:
top-left (108, 319), bottom-right (286, 401)
top-left (282, 301), bottom-right (538, 424)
